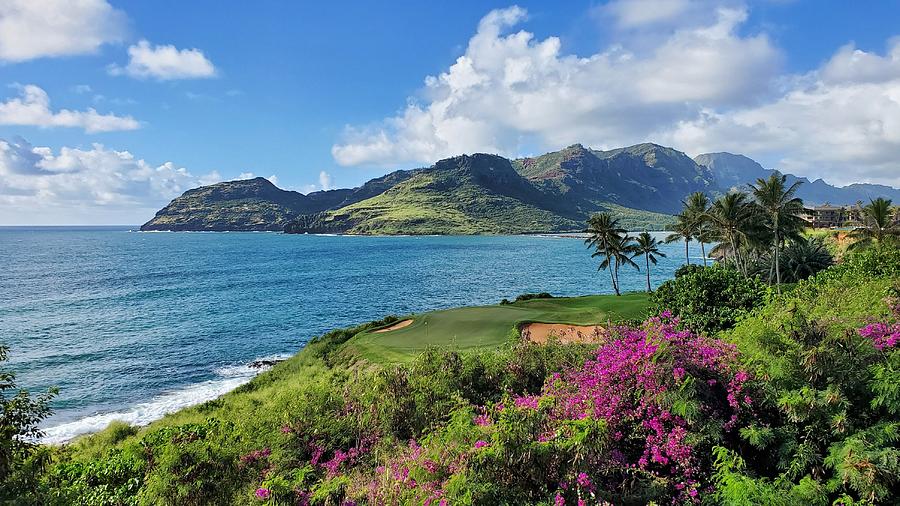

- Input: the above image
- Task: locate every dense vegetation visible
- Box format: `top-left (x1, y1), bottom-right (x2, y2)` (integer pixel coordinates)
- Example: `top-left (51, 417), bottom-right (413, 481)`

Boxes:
top-left (2, 240), bottom-right (898, 504)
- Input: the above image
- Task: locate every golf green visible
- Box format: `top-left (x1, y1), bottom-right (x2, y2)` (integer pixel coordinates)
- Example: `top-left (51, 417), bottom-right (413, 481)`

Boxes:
top-left (343, 293), bottom-right (650, 362)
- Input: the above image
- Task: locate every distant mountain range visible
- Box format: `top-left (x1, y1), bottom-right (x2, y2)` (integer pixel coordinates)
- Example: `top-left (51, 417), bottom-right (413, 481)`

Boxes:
top-left (694, 152), bottom-right (900, 205)
top-left (140, 144), bottom-right (900, 233)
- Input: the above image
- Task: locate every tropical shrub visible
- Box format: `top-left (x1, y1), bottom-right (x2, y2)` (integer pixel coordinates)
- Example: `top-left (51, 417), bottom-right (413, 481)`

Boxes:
top-left (650, 265), bottom-right (768, 334)
top-left (713, 301), bottom-right (900, 505)
top-left (500, 292), bottom-right (554, 305)
top-left (0, 345), bottom-right (57, 503)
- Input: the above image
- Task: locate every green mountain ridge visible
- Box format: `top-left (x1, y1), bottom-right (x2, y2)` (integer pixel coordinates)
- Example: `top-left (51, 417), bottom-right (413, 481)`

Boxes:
top-left (147, 142), bottom-right (873, 234)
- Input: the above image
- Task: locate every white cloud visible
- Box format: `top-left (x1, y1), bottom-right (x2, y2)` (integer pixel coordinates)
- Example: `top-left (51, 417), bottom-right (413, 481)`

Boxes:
top-left (332, 4), bottom-right (900, 186)
top-left (601, 0), bottom-right (693, 28)
top-left (331, 5), bottom-right (780, 167)
top-left (0, 0), bottom-right (126, 62)
top-left (318, 171), bottom-right (333, 190)
top-left (109, 40), bottom-right (217, 80)
top-left (0, 84), bottom-right (140, 133)
top-left (0, 137), bottom-right (222, 224)
top-left (72, 84), bottom-right (93, 94)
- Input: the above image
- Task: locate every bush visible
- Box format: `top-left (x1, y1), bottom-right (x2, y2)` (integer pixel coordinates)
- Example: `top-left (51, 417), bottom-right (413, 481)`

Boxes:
top-left (649, 266), bottom-right (768, 335)
top-left (0, 345), bottom-right (57, 503)
top-left (500, 292), bottom-right (554, 305)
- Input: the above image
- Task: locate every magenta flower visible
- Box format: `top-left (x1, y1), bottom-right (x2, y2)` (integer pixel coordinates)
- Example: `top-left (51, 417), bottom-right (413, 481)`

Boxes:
top-left (473, 440), bottom-right (489, 449)
top-left (576, 472), bottom-right (591, 488)
top-left (859, 321), bottom-right (900, 350)
top-left (554, 492), bottom-right (565, 506)
top-left (255, 487), bottom-right (271, 500)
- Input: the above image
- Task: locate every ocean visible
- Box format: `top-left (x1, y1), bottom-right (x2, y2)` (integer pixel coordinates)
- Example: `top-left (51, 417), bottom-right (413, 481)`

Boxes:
top-left (0, 227), bottom-right (702, 442)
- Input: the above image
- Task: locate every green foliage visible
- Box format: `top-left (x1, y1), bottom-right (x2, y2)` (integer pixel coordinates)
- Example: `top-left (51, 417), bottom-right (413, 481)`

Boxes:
top-left (500, 292), bottom-right (553, 305)
top-left (649, 265), bottom-right (768, 334)
top-left (0, 345), bottom-right (57, 503)
top-left (19, 244), bottom-right (900, 504)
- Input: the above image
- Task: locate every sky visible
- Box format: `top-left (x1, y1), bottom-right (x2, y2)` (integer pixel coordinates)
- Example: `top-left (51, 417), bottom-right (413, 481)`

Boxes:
top-left (2, 0), bottom-right (900, 225)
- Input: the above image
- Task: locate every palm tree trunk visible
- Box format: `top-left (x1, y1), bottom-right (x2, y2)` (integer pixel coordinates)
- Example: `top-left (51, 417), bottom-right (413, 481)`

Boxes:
top-left (614, 262), bottom-right (621, 296)
top-left (684, 238), bottom-right (690, 265)
top-left (774, 230), bottom-right (781, 294)
top-left (646, 255), bottom-right (651, 292)
top-left (700, 240), bottom-right (707, 267)
top-left (606, 253), bottom-right (619, 296)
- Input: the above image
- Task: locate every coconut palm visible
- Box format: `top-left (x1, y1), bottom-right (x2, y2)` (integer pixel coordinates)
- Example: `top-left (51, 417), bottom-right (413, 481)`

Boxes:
top-left (684, 192), bottom-right (711, 266)
top-left (749, 172), bottom-right (805, 293)
top-left (850, 197), bottom-right (899, 249)
top-left (633, 231), bottom-right (666, 292)
top-left (585, 212), bottom-right (626, 295)
top-left (665, 212), bottom-right (694, 266)
top-left (706, 192), bottom-right (756, 276)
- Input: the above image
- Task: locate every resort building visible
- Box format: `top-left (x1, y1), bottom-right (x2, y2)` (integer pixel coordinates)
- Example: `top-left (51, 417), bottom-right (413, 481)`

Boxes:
top-left (801, 203), bottom-right (864, 229)
top-left (801, 202), bottom-right (900, 228)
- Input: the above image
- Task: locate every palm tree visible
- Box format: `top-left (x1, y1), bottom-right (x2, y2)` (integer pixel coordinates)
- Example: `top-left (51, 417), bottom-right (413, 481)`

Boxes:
top-left (684, 192), bottom-right (711, 266)
top-left (749, 236), bottom-right (833, 283)
top-left (749, 172), bottom-right (805, 293)
top-left (665, 212), bottom-right (694, 266)
top-left (633, 231), bottom-right (666, 292)
top-left (706, 192), bottom-right (756, 276)
top-left (585, 212), bottom-right (626, 295)
top-left (850, 198), bottom-right (899, 249)
top-left (783, 237), bottom-right (833, 282)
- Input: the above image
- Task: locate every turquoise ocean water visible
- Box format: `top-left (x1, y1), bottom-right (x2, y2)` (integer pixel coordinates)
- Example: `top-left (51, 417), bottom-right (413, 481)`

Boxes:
top-left (1, 227), bottom-right (702, 442)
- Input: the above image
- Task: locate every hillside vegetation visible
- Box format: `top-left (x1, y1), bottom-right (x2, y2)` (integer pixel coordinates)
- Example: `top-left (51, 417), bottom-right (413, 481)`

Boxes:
top-left (5, 243), bottom-right (899, 505)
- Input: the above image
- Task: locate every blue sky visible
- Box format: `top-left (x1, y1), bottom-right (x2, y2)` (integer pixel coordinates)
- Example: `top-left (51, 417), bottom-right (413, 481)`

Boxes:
top-left (2, 0), bottom-right (900, 224)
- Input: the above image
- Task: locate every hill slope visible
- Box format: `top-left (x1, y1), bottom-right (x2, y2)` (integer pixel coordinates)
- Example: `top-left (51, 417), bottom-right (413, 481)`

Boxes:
top-left (140, 177), bottom-right (319, 231)
top-left (146, 143), bottom-right (900, 234)
top-left (695, 152), bottom-right (900, 205)
top-left (285, 154), bottom-right (583, 234)
top-left (515, 143), bottom-right (715, 215)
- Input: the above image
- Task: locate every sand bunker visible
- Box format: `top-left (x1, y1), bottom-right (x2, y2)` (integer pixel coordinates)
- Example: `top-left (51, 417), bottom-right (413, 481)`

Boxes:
top-left (520, 322), bottom-right (607, 344)
top-left (373, 319), bottom-right (413, 333)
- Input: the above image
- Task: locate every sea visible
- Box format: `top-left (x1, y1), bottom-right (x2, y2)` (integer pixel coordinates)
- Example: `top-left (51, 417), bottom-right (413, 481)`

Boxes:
top-left (0, 227), bottom-right (704, 443)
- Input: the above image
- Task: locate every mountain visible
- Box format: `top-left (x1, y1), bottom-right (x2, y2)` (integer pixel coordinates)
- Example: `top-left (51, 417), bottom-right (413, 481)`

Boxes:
top-left (284, 153), bottom-right (585, 235)
top-left (516, 143), bottom-right (715, 215)
top-left (283, 145), bottom-right (697, 235)
top-left (695, 152), bottom-right (900, 205)
top-left (147, 142), bottom-right (900, 234)
top-left (141, 177), bottom-right (318, 231)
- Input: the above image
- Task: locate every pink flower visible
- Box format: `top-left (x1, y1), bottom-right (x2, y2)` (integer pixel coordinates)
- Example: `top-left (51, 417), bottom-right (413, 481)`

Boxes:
top-left (576, 472), bottom-right (591, 488)
top-left (255, 488), bottom-right (271, 500)
top-left (474, 440), bottom-right (489, 449)
top-left (554, 492), bottom-right (565, 506)
top-left (673, 367), bottom-right (686, 381)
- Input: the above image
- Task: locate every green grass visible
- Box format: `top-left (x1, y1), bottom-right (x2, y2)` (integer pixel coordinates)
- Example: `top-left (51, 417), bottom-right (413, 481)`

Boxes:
top-left (342, 293), bottom-right (649, 362)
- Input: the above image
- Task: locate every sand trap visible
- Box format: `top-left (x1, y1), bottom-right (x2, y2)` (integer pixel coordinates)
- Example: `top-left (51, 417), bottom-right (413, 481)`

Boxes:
top-left (373, 319), bottom-right (413, 333)
top-left (520, 322), bottom-right (607, 344)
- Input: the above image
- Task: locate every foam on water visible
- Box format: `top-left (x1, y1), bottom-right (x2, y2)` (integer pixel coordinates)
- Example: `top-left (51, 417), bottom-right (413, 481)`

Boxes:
top-left (41, 354), bottom-right (291, 444)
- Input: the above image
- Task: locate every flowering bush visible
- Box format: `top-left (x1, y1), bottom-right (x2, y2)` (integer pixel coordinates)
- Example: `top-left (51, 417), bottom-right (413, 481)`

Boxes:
top-left (355, 314), bottom-right (752, 504)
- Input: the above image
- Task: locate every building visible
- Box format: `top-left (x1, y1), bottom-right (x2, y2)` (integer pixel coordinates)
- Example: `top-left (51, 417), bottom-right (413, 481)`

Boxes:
top-left (801, 203), bottom-right (865, 229)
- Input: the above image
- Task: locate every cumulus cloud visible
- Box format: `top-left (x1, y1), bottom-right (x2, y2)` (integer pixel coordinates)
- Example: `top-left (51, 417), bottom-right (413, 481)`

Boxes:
top-left (318, 171), bottom-right (333, 190)
top-left (0, 84), bottom-right (140, 133)
top-left (109, 40), bottom-right (217, 80)
top-left (332, 4), bottom-right (900, 186)
top-left (662, 39), bottom-right (900, 186)
top-left (331, 5), bottom-right (780, 167)
top-left (601, 0), bottom-right (693, 28)
top-left (0, 0), bottom-right (127, 62)
top-left (0, 137), bottom-right (222, 224)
